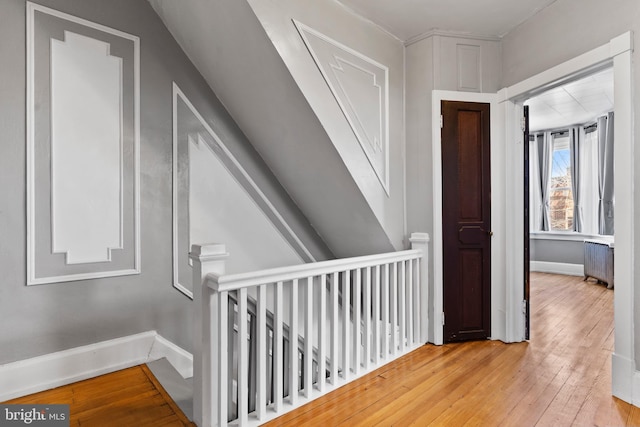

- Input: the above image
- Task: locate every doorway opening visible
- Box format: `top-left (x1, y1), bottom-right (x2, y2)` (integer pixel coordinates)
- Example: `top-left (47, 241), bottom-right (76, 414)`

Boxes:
top-left (524, 66), bottom-right (615, 341)
top-left (501, 32), bottom-right (633, 402)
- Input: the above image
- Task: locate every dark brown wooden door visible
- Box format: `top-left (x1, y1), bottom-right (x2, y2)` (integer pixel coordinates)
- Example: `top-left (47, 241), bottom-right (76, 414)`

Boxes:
top-left (442, 101), bottom-right (491, 343)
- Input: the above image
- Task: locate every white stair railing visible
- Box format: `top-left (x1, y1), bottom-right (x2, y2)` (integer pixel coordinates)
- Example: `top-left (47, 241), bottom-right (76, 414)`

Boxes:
top-left (191, 232), bottom-right (429, 427)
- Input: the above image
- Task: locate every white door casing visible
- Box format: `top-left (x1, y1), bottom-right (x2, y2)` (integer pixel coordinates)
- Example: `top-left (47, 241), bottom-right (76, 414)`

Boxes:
top-left (496, 32), bottom-right (633, 403)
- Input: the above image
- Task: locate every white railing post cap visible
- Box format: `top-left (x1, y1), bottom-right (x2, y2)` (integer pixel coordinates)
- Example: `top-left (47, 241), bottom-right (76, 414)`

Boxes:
top-left (409, 232), bottom-right (430, 244)
top-left (189, 243), bottom-right (229, 260)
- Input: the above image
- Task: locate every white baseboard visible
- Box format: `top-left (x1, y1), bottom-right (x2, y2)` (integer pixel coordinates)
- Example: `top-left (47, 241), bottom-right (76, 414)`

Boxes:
top-left (613, 352), bottom-right (635, 404)
top-left (149, 334), bottom-right (193, 378)
top-left (0, 331), bottom-right (192, 401)
top-left (530, 261), bottom-right (583, 276)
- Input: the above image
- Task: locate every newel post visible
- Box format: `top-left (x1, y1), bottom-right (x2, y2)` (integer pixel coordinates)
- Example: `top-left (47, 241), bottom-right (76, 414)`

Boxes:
top-left (410, 232), bottom-right (430, 344)
top-left (190, 244), bottom-right (228, 427)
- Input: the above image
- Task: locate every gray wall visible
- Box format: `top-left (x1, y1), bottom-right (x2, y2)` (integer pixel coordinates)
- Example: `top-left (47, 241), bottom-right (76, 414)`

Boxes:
top-left (530, 239), bottom-right (584, 265)
top-left (502, 0), bottom-right (640, 361)
top-left (0, 0), bottom-right (331, 365)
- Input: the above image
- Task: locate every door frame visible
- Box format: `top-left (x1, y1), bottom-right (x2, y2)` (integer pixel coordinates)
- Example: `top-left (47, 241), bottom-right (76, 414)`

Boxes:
top-left (432, 91), bottom-right (503, 345)
top-left (497, 32), bottom-right (634, 402)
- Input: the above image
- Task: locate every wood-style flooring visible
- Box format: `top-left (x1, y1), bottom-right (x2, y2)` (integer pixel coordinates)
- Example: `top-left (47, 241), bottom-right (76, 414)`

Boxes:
top-left (5, 273), bottom-right (640, 426)
top-left (4, 364), bottom-right (194, 426)
top-left (264, 273), bottom-right (640, 426)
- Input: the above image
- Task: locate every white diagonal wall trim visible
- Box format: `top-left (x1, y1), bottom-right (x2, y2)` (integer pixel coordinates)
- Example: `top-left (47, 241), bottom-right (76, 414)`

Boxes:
top-left (294, 20), bottom-right (390, 194)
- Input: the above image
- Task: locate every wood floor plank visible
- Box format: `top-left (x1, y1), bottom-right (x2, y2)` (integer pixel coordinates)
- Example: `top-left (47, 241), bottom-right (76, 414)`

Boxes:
top-left (4, 365), bottom-right (194, 426)
top-left (264, 272), bottom-right (636, 427)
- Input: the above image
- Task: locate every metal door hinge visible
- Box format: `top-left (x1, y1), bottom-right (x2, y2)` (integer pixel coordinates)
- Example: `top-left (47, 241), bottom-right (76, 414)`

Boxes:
top-left (440, 114), bottom-right (443, 129)
top-left (442, 312), bottom-right (445, 325)
top-left (520, 116), bottom-right (526, 132)
top-left (522, 300), bottom-right (527, 314)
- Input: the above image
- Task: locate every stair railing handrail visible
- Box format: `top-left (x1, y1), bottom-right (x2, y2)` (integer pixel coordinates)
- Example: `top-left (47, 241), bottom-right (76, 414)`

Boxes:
top-left (191, 232), bottom-right (430, 427)
top-left (205, 248), bottom-right (422, 292)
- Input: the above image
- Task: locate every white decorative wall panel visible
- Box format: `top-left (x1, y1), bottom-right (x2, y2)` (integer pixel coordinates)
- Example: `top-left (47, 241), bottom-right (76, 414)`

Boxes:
top-left (172, 84), bottom-right (308, 298)
top-left (26, 3), bottom-right (139, 285)
top-left (51, 32), bottom-right (123, 264)
top-left (294, 21), bottom-right (389, 193)
top-left (457, 44), bottom-right (482, 92)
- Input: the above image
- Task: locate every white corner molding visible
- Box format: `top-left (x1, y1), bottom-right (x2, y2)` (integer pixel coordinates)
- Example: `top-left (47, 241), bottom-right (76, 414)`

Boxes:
top-left (26, 2), bottom-right (140, 284)
top-left (293, 20), bottom-right (390, 195)
top-left (0, 332), bottom-right (192, 402)
top-left (172, 83), bottom-right (314, 298)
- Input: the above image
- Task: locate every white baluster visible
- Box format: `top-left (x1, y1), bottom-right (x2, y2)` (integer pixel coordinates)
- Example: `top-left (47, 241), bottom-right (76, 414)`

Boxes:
top-left (256, 285), bottom-right (267, 421)
top-left (304, 276), bottom-right (313, 398)
top-left (274, 281), bottom-right (284, 411)
top-left (413, 259), bottom-right (421, 343)
top-left (289, 279), bottom-right (299, 406)
top-left (390, 262), bottom-right (398, 356)
top-left (354, 268), bottom-right (362, 375)
top-left (363, 266), bottom-right (371, 369)
top-left (381, 264), bottom-right (389, 359)
top-left (372, 264), bottom-right (380, 364)
top-left (399, 260), bottom-right (406, 350)
top-left (341, 270), bottom-right (351, 380)
top-left (218, 290), bottom-right (229, 427)
top-left (318, 274), bottom-right (327, 392)
top-left (407, 260), bottom-right (414, 346)
top-left (330, 271), bottom-right (339, 385)
top-left (238, 288), bottom-right (249, 425)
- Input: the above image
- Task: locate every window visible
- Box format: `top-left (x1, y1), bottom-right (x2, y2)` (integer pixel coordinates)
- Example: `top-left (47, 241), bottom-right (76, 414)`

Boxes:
top-left (549, 135), bottom-right (573, 231)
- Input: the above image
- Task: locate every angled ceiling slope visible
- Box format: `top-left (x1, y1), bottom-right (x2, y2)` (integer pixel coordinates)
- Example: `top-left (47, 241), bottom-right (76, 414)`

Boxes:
top-left (149, 0), bottom-right (395, 257)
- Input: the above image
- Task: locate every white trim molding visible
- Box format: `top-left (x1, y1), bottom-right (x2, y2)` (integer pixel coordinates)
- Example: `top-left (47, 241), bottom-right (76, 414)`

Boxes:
top-left (26, 2), bottom-right (140, 285)
top-left (500, 31), bottom-right (634, 403)
top-left (431, 90), bottom-right (503, 345)
top-left (172, 83), bottom-right (314, 299)
top-left (530, 261), bottom-right (583, 277)
top-left (294, 20), bottom-right (390, 195)
top-left (0, 332), bottom-right (192, 402)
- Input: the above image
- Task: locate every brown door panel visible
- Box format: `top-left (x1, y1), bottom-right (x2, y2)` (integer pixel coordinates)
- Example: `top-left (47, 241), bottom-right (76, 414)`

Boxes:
top-left (442, 101), bottom-right (491, 343)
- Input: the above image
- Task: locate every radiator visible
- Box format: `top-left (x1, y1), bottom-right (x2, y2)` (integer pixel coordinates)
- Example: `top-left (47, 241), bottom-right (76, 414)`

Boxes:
top-left (584, 238), bottom-right (614, 289)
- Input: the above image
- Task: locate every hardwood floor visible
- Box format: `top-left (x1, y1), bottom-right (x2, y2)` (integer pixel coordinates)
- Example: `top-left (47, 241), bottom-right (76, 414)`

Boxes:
top-left (264, 273), bottom-right (640, 426)
top-left (4, 273), bottom-right (639, 426)
top-left (5, 365), bottom-right (194, 426)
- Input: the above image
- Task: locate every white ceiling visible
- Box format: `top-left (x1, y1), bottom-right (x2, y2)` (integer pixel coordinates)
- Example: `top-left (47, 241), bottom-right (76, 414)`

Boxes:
top-left (335, 0), bottom-right (559, 41)
top-left (525, 67), bottom-right (614, 131)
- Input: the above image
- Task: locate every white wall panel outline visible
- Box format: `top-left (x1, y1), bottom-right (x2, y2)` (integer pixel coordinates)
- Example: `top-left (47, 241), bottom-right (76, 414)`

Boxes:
top-left (172, 83), bottom-right (311, 299)
top-left (50, 31), bottom-right (123, 264)
top-left (457, 44), bottom-right (482, 92)
top-left (293, 20), bottom-right (390, 194)
top-left (26, 2), bottom-right (140, 285)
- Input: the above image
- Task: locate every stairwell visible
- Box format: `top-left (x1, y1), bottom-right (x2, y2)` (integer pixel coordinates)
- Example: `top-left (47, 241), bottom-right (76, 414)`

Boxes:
top-left (149, 0), bottom-right (406, 258)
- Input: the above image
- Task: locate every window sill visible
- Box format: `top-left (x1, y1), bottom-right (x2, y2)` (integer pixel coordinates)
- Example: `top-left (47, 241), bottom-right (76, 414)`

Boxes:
top-left (530, 232), bottom-right (607, 242)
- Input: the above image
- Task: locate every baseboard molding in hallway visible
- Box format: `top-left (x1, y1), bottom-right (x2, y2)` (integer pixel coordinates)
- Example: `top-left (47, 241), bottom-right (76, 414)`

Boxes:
top-left (0, 331), bottom-right (192, 402)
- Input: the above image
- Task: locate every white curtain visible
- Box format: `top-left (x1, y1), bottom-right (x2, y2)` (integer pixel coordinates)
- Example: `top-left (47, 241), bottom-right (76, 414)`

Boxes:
top-left (597, 112), bottom-right (615, 235)
top-left (579, 127), bottom-right (599, 235)
top-left (569, 127), bottom-right (583, 232)
top-left (529, 135), bottom-right (542, 232)
top-left (537, 132), bottom-right (553, 231)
